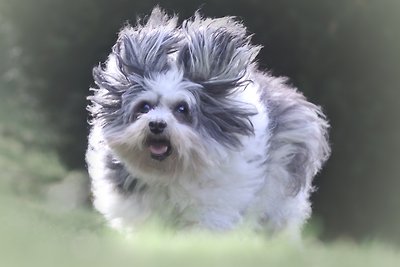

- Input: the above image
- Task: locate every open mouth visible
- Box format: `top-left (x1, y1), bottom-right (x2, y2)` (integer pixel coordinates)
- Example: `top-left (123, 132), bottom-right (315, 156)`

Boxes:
top-left (146, 138), bottom-right (172, 161)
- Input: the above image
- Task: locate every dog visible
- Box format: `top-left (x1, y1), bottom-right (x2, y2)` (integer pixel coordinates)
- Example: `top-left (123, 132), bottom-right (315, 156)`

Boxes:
top-left (86, 7), bottom-right (330, 236)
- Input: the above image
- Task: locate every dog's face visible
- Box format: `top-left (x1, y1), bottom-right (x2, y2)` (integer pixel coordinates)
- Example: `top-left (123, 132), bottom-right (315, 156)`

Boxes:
top-left (102, 71), bottom-right (213, 177)
top-left (88, 8), bottom-right (260, 179)
top-left (127, 77), bottom-right (194, 162)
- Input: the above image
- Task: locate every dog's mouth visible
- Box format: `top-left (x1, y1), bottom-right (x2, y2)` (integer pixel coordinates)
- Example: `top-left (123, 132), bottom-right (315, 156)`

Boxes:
top-left (146, 138), bottom-right (172, 161)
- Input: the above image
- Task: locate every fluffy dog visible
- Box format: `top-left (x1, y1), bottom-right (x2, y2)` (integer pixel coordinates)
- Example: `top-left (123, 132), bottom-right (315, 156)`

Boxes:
top-left (86, 7), bottom-right (330, 235)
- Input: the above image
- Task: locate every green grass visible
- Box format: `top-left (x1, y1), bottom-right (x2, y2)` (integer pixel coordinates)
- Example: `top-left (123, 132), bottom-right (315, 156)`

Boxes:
top-left (1, 82), bottom-right (400, 267)
top-left (1, 194), bottom-right (400, 267)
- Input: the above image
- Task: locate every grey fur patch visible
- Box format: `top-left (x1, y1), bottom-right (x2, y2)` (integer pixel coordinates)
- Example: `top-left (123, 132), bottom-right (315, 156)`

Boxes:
top-left (114, 12), bottom-right (180, 76)
top-left (258, 73), bottom-right (331, 195)
top-left (105, 153), bottom-right (146, 193)
top-left (179, 13), bottom-right (261, 84)
top-left (190, 86), bottom-right (257, 148)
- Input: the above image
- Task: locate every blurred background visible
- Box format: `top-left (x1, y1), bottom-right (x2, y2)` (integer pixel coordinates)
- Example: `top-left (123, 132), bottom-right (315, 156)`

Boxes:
top-left (0, 0), bottom-right (399, 247)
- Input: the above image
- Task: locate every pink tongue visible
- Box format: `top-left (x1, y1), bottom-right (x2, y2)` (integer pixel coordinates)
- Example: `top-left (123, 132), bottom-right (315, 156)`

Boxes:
top-left (149, 144), bottom-right (168, 155)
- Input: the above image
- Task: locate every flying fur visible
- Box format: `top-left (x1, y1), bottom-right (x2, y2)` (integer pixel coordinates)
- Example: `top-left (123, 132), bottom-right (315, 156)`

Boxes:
top-left (86, 7), bottom-right (330, 235)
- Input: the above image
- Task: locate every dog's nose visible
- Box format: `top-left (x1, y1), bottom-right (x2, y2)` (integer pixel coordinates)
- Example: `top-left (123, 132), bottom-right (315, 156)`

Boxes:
top-left (149, 120), bottom-right (167, 134)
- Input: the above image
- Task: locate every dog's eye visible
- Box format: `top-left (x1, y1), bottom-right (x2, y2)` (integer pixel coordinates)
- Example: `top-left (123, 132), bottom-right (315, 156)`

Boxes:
top-left (138, 102), bottom-right (152, 114)
top-left (175, 102), bottom-right (189, 114)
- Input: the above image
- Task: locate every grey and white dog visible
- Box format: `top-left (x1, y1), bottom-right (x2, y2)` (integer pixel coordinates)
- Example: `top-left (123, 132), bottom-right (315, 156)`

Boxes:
top-left (86, 7), bottom-right (330, 235)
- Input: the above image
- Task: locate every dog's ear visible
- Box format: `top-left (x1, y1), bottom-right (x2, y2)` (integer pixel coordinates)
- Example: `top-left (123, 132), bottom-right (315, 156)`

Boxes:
top-left (177, 14), bottom-right (261, 148)
top-left (89, 7), bottom-right (181, 127)
top-left (112, 7), bottom-right (181, 77)
top-left (93, 7), bottom-right (181, 92)
top-left (178, 14), bottom-right (261, 93)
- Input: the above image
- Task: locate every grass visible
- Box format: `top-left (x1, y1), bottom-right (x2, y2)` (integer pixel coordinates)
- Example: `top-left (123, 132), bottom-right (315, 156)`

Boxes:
top-left (1, 193), bottom-right (400, 267)
top-left (1, 82), bottom-right (400, 267)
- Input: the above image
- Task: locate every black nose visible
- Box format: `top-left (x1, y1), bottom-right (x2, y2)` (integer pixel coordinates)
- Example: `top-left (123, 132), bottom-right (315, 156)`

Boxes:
top-left (149, 120), bottom-right (167, 134)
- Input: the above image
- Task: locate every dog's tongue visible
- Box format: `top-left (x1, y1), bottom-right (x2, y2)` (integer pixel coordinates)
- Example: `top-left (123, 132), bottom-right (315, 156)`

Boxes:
top-left (149, 144), bottom-right (168, 155)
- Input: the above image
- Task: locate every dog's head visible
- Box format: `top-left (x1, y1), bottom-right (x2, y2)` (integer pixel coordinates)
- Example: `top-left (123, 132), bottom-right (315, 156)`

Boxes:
top-left (88, 8), bottom-right (260, 179)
